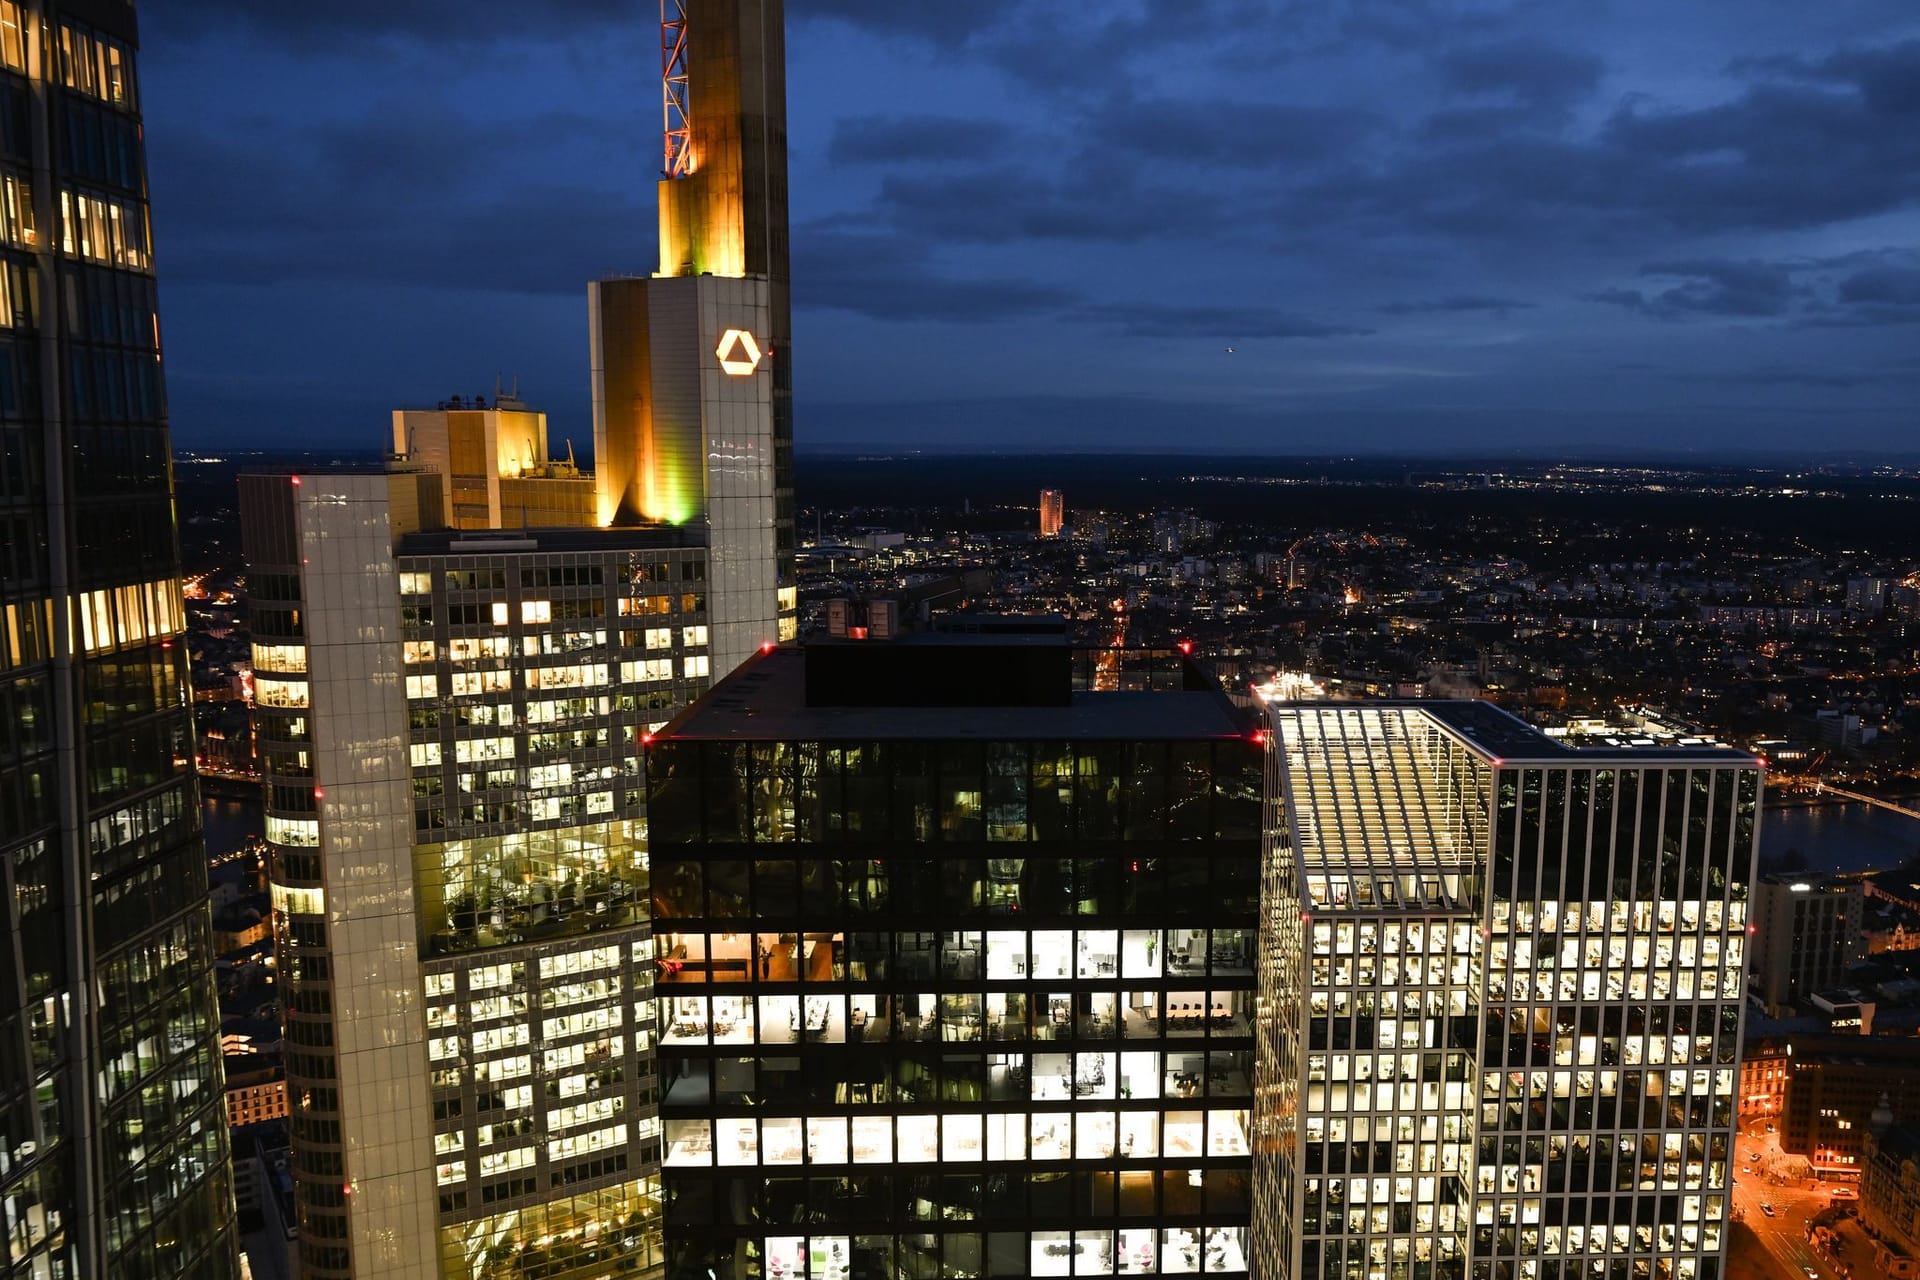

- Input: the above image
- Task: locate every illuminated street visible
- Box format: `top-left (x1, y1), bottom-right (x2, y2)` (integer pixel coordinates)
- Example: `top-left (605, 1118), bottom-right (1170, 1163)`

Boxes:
top-left (1732, 1114), bottom-right (1883, 1280)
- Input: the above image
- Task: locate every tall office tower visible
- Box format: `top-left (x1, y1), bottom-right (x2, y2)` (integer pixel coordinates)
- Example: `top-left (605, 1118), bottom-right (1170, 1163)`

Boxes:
top-left (645, 627), bottom-right (1265, 1280)
top-left (1748, 873), bottom-right (1866, 1017)
top-left (1039, 490), bottom-right (1064, 539)
top-left (0, 4), bottom-right (240, 1276)
top-left (1252, 703), bottom-right (1760, 1280)
top-left (240, 459), bottom-right (716, 1278)
top-left (592, 0), bottom-right (796, 678)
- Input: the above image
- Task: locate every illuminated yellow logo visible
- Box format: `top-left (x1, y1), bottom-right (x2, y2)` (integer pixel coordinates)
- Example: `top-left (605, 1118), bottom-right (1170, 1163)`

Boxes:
top-left (716, 329), bottom-right (763, 376)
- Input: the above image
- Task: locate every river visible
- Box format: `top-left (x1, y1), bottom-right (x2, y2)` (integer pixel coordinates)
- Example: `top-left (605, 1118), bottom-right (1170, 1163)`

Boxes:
top-left (202, 791), bottom-right (264, 860)
top-left (1761, 800), bottom-right (1920, 877)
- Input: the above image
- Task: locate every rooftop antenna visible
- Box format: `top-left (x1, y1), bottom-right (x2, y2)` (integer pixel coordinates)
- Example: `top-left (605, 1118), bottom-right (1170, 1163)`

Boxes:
top-left (662, 0), bottom-right (693, 179)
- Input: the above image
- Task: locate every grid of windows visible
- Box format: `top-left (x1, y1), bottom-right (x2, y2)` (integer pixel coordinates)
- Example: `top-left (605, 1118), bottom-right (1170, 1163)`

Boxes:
top-left (1256, 705), bottom-right (1759, 1280)
top-left (398, 549), bottom-right (704, 839)
top-left (244, 515), bottom-right (716, 1278)
top-left (648, 704), bottom-right (1263, 1280)
top-left (0, 6), bottom-right (237, 1275)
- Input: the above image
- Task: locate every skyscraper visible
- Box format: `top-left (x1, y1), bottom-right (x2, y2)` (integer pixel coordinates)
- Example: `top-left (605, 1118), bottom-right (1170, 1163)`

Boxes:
top-left (1040, 490), bottom-right (1064, 539)
top-left (0, 4), bottom-right (240, 1276)
top-left (1252, 703), bottom-right (1759, 1280)
top-left (240, 6), bottom-right (798, 1268)
top-left (241, 457), bottom-right (703, 1279)
top-left (645, 626), bottom-right (1264, 1280)
top-left (592, 0), bottom-right (796, 678)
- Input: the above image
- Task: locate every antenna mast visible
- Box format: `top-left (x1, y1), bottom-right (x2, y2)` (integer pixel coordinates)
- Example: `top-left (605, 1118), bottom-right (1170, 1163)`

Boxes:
top-left (662, 1), bottom-right (693, 178)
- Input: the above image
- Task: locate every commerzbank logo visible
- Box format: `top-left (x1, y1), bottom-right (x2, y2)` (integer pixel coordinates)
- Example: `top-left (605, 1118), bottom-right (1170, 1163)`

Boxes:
top-left (716, 328), bottom-right (763, 376)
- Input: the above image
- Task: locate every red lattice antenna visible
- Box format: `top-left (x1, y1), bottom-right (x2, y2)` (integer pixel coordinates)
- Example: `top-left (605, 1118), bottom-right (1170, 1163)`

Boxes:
top-left (662, 0), bottom-right (693, 178)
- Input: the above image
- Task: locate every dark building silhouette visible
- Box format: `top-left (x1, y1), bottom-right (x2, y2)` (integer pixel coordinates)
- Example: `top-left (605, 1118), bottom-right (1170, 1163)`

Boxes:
top-left (0, 3), bottom-right (239, 1275)
top-left (646, 628), bottom-right (1264, 1279)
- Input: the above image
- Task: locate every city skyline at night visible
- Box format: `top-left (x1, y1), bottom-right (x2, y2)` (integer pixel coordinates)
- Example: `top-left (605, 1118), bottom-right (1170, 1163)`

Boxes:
top-left (10, 2), bottom-right (1916, 1279)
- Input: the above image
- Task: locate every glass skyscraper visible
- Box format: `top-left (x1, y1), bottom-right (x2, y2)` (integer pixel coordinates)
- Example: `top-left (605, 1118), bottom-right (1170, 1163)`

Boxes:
top-left (0, 3), bottom-right (239, 1276)
top-left (646, 630), bottom-right (1264, 1280)
top-left (1253, 703), bottom-right (1759, 1280)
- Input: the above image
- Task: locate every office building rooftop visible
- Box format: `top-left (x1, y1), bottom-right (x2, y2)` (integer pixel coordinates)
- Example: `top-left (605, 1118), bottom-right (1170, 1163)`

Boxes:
top-left (658, 638), bottom-right (1252, 742)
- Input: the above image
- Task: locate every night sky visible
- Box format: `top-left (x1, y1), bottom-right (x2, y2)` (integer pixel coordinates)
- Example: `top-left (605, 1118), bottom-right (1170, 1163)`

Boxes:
top-left (142, 1), bottom-right (1918, 457)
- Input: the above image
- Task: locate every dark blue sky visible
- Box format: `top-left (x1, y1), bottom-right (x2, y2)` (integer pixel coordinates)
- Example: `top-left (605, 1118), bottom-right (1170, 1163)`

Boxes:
top-left (143, 1), bottom-right (1919, 456)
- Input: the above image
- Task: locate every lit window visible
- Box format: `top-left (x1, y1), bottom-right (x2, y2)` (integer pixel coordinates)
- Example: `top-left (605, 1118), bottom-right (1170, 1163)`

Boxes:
top-left (0, 174), bottom-right (33, 249)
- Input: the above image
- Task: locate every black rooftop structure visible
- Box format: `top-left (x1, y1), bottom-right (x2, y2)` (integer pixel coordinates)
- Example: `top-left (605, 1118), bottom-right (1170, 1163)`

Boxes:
top-left (658, 633), bottom-right (1252, 742)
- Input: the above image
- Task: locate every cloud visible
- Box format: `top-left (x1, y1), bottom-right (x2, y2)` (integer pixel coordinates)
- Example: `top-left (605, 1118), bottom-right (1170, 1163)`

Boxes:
top-left (149, 106), bottom-right (651, 295)
top-left (824, 30), bottom-right (1920, 268)
top-left (828, 115), bottom-right (1012, 166)
top-left (1691, 367), bottom-right (1920, 390)
top-left (1083, 96), bottom-right (1380, 167)
top-left (794, 228), bottom-right (1075, 323)
top-left (1837, 265), bottom-right (1920, 306)
top-left (144, 0), bottom-right (634, 44)
top-left (1591, 249), bottom-right (1920, 325)
top-left (1378, 295), bottom-right (1535, 315)
top-left (795, 0), bottom-right (1021, 47)
top-left (1586, 267), bottom-right (1790, 321)
top-left (793, 228), bottom-right (1371, 339)
top-left (1277, 34), bottom-right (1920, 246)
top-left (143, 0), bottom-right (1920, 452)
top-left (1750, 38), bottom-right (1920, 117)
top-left (1439, 39), bottom-right (1604, 109)
top-left (1632, 259), bottom-right (1799, 316)
top-left (871, 161), bottom-right (1218, 244)
top-left (1071, 302), bottom-right (1372, 340)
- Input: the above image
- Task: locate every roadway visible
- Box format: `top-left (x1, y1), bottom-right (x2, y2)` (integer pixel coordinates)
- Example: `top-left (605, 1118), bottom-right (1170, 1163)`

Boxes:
top-left (1732, 1116), bottom-right (1876, 1280)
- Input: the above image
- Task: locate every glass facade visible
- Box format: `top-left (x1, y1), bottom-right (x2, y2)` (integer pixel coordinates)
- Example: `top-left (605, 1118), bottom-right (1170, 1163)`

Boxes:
top-left (243, 482), bottom-right (708, 1279)
top-left (0, 4), bottom-right (238, 1276)
top-left (1255, 705), bottom-right (1759, 1280)
top-left (646, 646), bottom-right (1263, 1279)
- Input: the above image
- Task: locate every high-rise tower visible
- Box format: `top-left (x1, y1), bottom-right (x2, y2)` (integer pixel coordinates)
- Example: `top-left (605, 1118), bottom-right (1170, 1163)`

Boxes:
top-left (246, 4), bottom-right (800, 1272)
top-left (1252, 702), bottom-right (1760, 1280)
top-left (1040, 489), bottom-right (1064, 539)
top-left (0, 3), bottom-right (240, 1276)
top-left (592, 0), bottom-right (796, 677)
top-left (646, 627), bottom-right (1264, 1280)
top-left (242, 450), bottom-right (699, 1280)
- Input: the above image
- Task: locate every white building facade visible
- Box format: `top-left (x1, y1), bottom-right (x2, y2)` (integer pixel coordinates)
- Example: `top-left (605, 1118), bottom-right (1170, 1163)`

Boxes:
top-left (1253, 703), bottom-right (1760, 1280)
